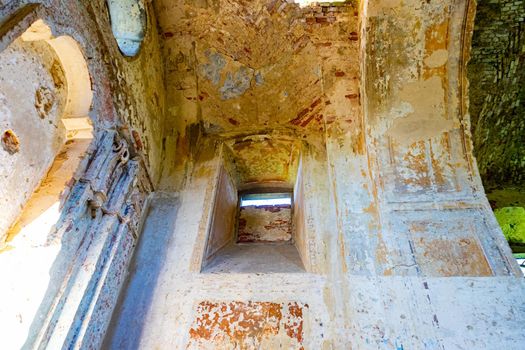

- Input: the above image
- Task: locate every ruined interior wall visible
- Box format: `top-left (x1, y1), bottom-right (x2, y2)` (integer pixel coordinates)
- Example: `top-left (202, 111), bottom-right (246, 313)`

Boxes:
top-left (0, 0), bottom-right (166, 184)
top-left (468, 0), bottom-right (525, 194)
top-left (287, 142), bottom-right (337, 278)
top-left (0, 37), bottom-right (67, 242)
top-left (154, 1), bottom-right (360, 192)
top-left (105, 0), bottom-right (525, 348)
top-left (361, 0), bottom-right (518, 278)
top-left (88, 0), bottom-right (166, 185)
top-left (292, 159), bottom-right (307, 264)
top-left (1, 0), bottom-right (523, 349)
top-left (0, 1), bottom-right (162, 348)
top-left (106, 137), bottom-right (338, 348)
top-left (202, 160), bottom-right (237, 266)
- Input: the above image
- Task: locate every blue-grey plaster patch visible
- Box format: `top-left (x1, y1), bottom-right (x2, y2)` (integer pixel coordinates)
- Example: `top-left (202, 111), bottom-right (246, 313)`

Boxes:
top-left (219, 66), bottom-right (254, 100)
top-left (255, 71), bottom-right (264, 86)
top-left (107, 0), bottom-right (147, 57)
top-left (199, 51), bottom-right (226, 86)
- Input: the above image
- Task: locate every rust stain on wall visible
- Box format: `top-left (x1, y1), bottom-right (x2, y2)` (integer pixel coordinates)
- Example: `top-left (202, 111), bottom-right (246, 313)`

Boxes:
top-left (408, 218), bottom-right (494, 277)
top-left (187, 301), bottom-right (308, 350)
top-left (413, 237), bottom-right (493, 277)
top-left (423, 19), bottom-right (449, 80)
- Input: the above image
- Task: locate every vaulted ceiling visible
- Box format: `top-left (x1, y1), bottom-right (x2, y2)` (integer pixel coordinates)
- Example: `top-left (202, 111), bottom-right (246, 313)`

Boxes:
top-left (154, 0), bottom-right (360, 136)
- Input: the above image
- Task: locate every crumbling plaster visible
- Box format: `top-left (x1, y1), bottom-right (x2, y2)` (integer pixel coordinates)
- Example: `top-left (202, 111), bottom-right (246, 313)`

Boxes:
top-left (1, 0), bottom-right (165, 185)
top-left (341, 8), bottom-right (524, 314)
top-left (0, 1), bottom-right (161, 349)
top-left (0, 36), bottom-right (67, 242)
top-left (86, 0), bottom-right (525, 348)
top-left (0, 0), bottom-right (524, 349)
top-left (237, 204), bottom-right (293, 243)
top-left (154, 0), bottom-right (360, 189)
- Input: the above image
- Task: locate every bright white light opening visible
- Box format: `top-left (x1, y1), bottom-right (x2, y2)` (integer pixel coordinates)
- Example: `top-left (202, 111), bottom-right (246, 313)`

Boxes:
top-left (294, 0), bottom-right (346, 7)
top-left (516, 257), bottom-right (525, 276)
top-left (240, 193), bottom-right (292, 207)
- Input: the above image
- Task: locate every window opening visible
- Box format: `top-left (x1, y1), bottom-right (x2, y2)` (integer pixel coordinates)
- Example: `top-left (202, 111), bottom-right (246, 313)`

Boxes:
top-left (237, 192), bottom-right (293, 244)
top-left (201, 186), bottom-right (305, 273)
top-left (240, 193), bottom-right (292, 207)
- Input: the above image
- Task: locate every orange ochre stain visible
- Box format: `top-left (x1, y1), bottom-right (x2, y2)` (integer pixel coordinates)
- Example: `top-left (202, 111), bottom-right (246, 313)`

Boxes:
top-left (415, 237), bottom-right (493, 277)
top-left (188, 301), bottom-right (308, 349)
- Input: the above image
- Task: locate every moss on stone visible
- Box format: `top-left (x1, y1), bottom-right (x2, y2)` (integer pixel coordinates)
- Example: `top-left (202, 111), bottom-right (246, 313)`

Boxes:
top-left (487, 187), bottom-right (525, 209)
top-left (494, 207), bottom-right (525, 245)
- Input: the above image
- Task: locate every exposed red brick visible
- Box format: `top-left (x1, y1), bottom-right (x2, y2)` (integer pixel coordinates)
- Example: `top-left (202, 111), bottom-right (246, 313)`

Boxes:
top-left (228, 118), bottom-right (240, 126)
top-left (131, 130), bottom-right (143, 151)
top-left (310, 98), bottom-right (322, 108)
top-left (188, 301), bottom-right (307, 348)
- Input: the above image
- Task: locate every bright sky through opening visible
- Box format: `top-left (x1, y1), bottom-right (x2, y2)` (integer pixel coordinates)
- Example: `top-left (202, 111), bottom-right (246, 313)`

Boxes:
top-left (241, 197), bottom-right (292, 207)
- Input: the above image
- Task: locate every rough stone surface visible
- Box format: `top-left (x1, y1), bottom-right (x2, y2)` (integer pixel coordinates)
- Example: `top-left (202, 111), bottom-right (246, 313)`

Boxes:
top-left (468, 0), bottom-right (525, 192)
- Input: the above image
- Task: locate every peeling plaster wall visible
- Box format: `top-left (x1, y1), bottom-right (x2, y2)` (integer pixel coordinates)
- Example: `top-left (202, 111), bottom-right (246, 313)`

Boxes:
top-left (105, 137), bottom-right (334, 348)
top-left (154, 0), bottom-right (360, 190)
top-left (0, 1), bottom-right (160, 348)
top-left (361, 0), bottom-right (518, 277)
top-left (187, 301), bottom-right (308, 349)
top-left (2, 1), bottom-right (525, 349)
top-left (226, 136), bottom-right (301, 187)
top-left (88, 0), bottom-right (165, 185)
top-left (1, 1), bottom-right (165, 184)
top-left (0, 36), bottom-right (67, 242)
top-left (106, 1), bottom-right (524, 348)
top-left (202, 161), bottom-right (238, 267)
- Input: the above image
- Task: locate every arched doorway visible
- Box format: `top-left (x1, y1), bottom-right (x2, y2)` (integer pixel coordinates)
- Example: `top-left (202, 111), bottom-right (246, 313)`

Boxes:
top-left (0, 18), bottom-right (94, 348)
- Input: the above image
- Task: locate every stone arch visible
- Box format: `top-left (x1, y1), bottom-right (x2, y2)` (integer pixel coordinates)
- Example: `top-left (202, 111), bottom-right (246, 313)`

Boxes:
top-left (0, 18), bottom-right (94, 247)
top-left (357, 0), bottom-right (519, 277)
top-left (466, 0), bottom-right (525, 265)
top-left (106, 0), bottom-right (147, 57)
top-left (0, 16), bottom-right (99, 349)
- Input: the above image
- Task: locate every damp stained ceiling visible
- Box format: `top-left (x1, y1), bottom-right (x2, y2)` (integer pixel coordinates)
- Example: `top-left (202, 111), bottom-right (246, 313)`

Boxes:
top-left (154, 0), bottom-right (360, 137)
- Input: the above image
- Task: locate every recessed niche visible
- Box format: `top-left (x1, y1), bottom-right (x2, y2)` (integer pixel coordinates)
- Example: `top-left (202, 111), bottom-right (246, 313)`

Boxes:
top-left (107, 0), bottom-right (147, 57)
top-left (200, 141), bottom-right (309, 274)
